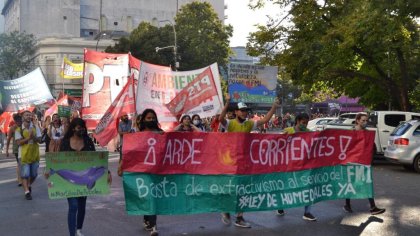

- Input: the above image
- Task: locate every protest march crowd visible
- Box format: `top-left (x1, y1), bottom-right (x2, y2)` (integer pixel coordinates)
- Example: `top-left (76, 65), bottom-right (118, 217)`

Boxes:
top-left (3, 100), bottom-right (385, 236)
top-left (0, 50), bottom-right (385, 236)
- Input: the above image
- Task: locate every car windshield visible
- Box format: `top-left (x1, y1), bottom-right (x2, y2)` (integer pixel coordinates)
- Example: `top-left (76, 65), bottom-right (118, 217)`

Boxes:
top-left (390, 122), bottom-right (412, 136)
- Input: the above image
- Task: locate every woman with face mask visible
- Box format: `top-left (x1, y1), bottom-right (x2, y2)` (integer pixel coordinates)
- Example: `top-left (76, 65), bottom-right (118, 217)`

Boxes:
top-left (191, 114), bottom-right (207, 132)
top-left (118, 109), bottom-right (161, 236)
top-left (343, 113), bottom-right (385, 215)
top-left (173, 114), bottom-right (201, 132)
top-left (45, 118), bottom-right (111, 236)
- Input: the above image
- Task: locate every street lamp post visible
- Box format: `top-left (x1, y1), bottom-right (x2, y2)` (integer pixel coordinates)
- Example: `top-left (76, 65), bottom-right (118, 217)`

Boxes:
top-left (157, 20), bottom-right (178, 70)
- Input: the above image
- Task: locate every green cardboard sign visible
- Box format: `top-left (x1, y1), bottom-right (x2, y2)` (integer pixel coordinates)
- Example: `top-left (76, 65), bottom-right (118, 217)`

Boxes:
top-left (58, 105), bottom-right (71, 117)
top-left (45, 151), bottom-right (109, 199)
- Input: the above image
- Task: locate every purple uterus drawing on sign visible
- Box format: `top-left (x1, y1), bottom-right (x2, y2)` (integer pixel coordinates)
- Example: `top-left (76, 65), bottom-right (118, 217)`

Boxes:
top-left (50, 166), bottom-right (106, 189)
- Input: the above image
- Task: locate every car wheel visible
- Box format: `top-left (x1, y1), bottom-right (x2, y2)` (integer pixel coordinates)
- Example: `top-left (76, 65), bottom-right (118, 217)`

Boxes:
top-left (414, 154), bottom-right (420, 173)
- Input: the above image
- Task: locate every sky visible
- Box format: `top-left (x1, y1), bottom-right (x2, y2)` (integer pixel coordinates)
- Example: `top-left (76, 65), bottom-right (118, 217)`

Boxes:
top-left (225, 0), bottom-right (284, 47)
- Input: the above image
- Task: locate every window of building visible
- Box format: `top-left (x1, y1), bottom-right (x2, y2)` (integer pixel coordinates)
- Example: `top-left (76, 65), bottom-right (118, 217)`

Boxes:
top-left (46, 59), bottom-right (56, 83)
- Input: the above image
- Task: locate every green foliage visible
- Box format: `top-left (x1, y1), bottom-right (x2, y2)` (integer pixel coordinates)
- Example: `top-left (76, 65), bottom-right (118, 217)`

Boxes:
top-left (106, 22), bottom-right (174, 67)
top-left (107, 2), bottom-right (232, 72)
top-left (175, 1), bottom-right (233, 71)
top-left (0, 31), bottom-right (36, 80)
top-left (247, 0), bottom-right (420, 111)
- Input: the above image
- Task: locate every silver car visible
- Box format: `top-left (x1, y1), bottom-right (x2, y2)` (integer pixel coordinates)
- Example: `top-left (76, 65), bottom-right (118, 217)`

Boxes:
top-left (385, 119), bottom-right (420, 172)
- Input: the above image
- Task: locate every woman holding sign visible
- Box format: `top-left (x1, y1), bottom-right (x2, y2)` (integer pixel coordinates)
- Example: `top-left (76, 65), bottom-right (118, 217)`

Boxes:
top-left (48, 118), bottom-right (111, 236)
top-left (118, 108), bottom-right (161, 236)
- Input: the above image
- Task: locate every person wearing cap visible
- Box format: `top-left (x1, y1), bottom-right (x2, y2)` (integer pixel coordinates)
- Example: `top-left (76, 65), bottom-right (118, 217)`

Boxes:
top-left (218, 94), bottom-right (280, 228)
top-left (117, 112), bottom-right (133, 161)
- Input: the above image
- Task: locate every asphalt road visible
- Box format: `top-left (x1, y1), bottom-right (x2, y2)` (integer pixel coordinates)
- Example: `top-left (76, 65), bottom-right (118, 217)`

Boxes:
top-left (0, 144), bottom-right (419, 236)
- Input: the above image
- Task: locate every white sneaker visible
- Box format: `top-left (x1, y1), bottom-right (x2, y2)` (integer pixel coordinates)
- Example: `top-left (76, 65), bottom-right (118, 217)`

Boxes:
top-left (76, 229), bottom-right (84, 236)
top-left (150, 226), bottom-right (158, 236)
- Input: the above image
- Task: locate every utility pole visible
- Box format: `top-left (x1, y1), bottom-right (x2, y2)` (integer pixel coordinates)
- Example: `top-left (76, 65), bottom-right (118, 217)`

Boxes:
top-left (157, 20), bottom-right (178, 71)
top-left (99, 0), bottom-right (103, 32)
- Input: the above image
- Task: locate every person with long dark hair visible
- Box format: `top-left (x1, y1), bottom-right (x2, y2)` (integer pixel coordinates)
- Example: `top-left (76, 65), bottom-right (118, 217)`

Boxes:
top-left (46, 118), bottom-right (111, 236)
top-left (173, 114), bottom-right (201, 132)
top-left (48, 113), bottom-right (64, 152)
top-left (118, 108), bottom-right (160, 236)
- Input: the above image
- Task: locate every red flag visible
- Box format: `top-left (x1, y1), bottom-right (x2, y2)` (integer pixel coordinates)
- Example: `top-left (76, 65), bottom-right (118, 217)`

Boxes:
top-left (44, 94), bottom-right (81, 119)
top-left (93, 77), bottom-right (136, 147)
top-left (0, 112), bottom-right (13, 134)
top-left (165, 67), bottom-right (218, 116)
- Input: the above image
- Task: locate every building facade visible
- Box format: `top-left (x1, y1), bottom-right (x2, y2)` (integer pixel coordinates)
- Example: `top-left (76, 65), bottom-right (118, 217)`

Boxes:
top-left (1, 0), bottom-right (225, 97)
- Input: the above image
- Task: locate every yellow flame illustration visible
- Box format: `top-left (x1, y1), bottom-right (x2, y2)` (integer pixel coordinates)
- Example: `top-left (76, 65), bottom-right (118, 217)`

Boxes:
top-left (218, 150), bottom-right (236, 166)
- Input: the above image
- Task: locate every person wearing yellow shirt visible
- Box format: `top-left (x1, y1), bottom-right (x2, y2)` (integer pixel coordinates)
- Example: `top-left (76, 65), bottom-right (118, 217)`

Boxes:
top-left (218, 94), bottom-right (280, 228)
top-left (276, 113), bottom-right (318, 221)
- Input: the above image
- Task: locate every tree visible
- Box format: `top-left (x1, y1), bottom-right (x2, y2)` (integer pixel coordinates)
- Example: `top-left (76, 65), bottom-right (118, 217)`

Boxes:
top-left (175, 1), bottom-right (233, 71)
top-left (107, 2), bottom-right (233, 72)
top-left (106, 22), bottom-right (174, 67)
top-left (247, 0), bottom-right (419, 111)
top-left (0, 31), bottom-right (37, 80)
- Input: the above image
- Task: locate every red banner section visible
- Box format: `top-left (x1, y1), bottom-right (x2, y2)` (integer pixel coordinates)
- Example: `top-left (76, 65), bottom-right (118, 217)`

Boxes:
top-left (82, 49), bottom-right (130, 129)
top-left (122, 129), bottom-right (375, 175)
top-left (94, 77), bottom-right (136, 146)
top-left (44, 94), bottom-right (81, 118)
top-left (0, 112), bottom-right (13, 133)
top-left (165, 67), bottom-right (218, 116)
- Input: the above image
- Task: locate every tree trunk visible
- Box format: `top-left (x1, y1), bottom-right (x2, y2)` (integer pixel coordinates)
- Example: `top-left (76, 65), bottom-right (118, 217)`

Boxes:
top-left (395, 48), bottom-right (411, 111)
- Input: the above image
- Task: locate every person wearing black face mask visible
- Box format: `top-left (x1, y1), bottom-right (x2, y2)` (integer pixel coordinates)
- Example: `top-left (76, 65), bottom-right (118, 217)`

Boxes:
top-left (118, 108), bottom-right (162, 236)
top-left (53, 118), bottom-right (112, 236)
top-left (218, 94), bottom-right (280, 228)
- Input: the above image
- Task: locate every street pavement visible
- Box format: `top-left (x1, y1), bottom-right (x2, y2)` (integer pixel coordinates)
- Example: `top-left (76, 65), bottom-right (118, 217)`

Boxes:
top-left (0, 142), bottom-right (419, 236)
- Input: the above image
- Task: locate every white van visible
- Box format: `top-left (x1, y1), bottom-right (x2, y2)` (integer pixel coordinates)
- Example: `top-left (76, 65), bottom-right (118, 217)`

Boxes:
top-left (325, 111), bottom-right (420, 155)
top-left (369, 111), bottom-right (420, 154)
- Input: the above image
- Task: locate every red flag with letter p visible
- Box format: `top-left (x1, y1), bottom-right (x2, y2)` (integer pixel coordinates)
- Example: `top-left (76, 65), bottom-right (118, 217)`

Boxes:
top-left (93, 77), bottom-right (136, 146)
top-left (165, 67), bottom-right (218, 116)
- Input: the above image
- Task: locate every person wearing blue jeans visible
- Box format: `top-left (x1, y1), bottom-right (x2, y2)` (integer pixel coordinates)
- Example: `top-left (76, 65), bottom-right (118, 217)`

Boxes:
top-left (67, 197), bottom-right (87, 236)
top-left (45, 118), bottom-right (111, 236)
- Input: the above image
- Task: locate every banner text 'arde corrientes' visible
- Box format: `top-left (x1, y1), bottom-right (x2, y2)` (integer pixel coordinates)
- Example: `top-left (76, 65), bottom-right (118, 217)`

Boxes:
top-left (122, 129), bottom-right (375, 175)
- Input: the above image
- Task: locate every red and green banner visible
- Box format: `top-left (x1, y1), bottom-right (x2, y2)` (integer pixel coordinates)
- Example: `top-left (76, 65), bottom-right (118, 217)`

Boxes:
top-left (122, 130), bottom-right (375, 215)
top-left (123, 164), bottom-right (373, 215)
top-left (122, 130), bottom-right (375, 175)
top-left (45, 151), bottom-right (109, 199)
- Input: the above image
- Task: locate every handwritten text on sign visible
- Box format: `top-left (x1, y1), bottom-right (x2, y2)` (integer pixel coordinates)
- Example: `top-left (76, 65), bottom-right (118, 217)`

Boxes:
top-left (122, 130), bottom-right (375, 175)
top-left (123, 164), bottom-right (373, 215)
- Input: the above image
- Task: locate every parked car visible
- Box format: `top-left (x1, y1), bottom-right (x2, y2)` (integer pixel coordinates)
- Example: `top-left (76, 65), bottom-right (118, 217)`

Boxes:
top-left (325, 111), bottom-right (420, 155)
top-left (384, 120), bottom-right (420, 172)
top-left (307, 117), bottom-right (338, 131)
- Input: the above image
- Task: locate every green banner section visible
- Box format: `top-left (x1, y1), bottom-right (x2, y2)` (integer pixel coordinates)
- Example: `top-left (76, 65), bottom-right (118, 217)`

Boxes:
top-left (58, 105), bottom-right (71, 117)
top-left (123, 164), bottom-right (373, 215)
top-left (45, 151), bottom-right (109, 199)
